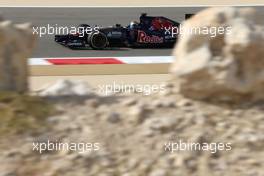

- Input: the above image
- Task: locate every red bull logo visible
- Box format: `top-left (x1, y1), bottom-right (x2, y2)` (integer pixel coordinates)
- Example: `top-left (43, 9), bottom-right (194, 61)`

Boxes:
top-left (137, 30), bottom-right (164, 44)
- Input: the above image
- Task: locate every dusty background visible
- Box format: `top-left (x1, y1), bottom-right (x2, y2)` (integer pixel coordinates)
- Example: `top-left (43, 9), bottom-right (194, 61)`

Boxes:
top-left (0, 0), bottom-right (263, 6)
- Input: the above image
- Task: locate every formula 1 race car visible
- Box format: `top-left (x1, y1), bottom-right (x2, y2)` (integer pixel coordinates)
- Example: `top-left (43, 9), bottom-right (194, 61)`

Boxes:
top-left (54, 13), bottom-right (181, 50)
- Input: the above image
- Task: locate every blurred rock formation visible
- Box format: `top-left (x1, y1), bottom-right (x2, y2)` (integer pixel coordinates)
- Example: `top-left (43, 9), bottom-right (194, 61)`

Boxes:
top-left (171, 7), bottom-right (264, 102)
top-left (0, 19), bottom-right (35, 92)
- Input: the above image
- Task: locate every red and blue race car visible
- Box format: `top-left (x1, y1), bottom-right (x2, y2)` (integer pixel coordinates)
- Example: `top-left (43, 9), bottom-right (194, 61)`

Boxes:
top-left (54, 13), bottom-right (181, 50)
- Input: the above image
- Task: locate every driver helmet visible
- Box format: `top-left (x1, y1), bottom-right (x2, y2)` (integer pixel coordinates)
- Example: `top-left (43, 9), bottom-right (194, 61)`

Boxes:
top-left (130, 21), bottom-right (139, 29)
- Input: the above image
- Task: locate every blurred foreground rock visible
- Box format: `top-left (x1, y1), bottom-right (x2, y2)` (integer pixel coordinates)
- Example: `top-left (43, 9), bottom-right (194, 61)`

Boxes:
top-left (0, 19), bottom-right (35, 92)
top-left (38, 79), bottom-right (93, 97)
top-left (171, 7), bottom-right (264, 102)
top-left (1, 87), bottom-right (263, 176)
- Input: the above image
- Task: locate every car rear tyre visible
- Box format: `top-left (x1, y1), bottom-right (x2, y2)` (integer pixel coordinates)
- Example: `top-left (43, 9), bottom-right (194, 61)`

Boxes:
top-left (88, 32), bottom-right (108, 50)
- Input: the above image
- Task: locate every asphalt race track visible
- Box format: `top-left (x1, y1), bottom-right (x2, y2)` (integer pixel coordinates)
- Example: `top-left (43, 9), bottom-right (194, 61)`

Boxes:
top-left (0, 7), bottom-right (207, 58)
top-left (1, 6), bottom-right (263, 89)
top-left (0, 7), bottom-right (263, 58)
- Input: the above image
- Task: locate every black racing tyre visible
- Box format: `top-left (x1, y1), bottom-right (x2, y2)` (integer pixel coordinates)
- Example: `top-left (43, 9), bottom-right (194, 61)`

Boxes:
top-left (88, 32), bottom-right (108, 50)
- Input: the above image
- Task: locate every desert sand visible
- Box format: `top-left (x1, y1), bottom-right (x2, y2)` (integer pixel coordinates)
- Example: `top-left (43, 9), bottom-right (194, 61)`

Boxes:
top-left (0, 0), bottom-right (263, 6)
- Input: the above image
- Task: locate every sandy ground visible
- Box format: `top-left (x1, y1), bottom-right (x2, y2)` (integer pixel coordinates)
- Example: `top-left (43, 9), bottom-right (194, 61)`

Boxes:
top-left (0, 0), bottom-right (263, 6)
top-left (30, 74), bottom-right (171, 91)
top-left (29, 63), bottom-right (170, 91)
